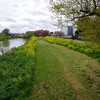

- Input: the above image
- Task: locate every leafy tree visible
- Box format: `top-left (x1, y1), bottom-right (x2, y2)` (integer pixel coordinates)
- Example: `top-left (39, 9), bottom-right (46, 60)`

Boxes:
top-left (34, 30), bottom-right (43, 37)
top-left (50, 0), bottom-right (100, 20)
top-left (25, 31), bottom-right (34, 38)
top-left (0, 33), bottom-right (9, 54)
top-left (34, 30), bottom-right (49, 37)
top-left (2, 28), bottom-right (10, 36)
top-left (0, 34), bottom-right (7, 41)
top-left (76, 16), bottom-right (100, 43)
top-left (40, 30), bottom-right (49, 37)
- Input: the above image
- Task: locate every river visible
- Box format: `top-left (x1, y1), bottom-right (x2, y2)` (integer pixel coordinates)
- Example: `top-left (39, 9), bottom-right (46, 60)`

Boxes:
top-left (0, 38), bottom-right (26, 55)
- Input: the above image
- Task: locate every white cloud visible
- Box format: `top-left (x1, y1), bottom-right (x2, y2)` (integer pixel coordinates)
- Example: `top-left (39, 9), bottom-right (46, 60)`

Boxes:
top-left (0, 0), bottom-right (58, 33)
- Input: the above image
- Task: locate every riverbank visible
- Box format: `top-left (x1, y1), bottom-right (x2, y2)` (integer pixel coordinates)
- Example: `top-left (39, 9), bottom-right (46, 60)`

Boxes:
top-left (0, 38), bottom-right (26, 55)
top-left (0, 37), bottom-right (37, 100)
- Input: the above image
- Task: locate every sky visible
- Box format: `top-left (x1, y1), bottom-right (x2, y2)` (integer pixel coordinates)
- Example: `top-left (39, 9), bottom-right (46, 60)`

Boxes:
top-left (0, 0), bottom-right (58, 33)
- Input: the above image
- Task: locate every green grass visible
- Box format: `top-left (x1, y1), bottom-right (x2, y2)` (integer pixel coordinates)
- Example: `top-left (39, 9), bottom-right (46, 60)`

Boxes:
top-left (29, 40), bottom-right (100, 100)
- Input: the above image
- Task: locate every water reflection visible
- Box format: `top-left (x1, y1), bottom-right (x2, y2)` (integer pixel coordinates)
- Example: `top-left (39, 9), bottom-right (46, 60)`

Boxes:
top-left (0, 38), bottom-right (25, 55)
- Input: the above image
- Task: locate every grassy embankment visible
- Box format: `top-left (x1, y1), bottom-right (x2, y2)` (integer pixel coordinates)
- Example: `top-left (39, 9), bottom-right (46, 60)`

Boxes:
top-left (0, 37), bottom-right (37, 100)
top-left (30, 40), bottom-right (100, 100)
top-left (44, 37), bottom-right (100, 62)
top-left (0, 36), bottom-right (100, 100)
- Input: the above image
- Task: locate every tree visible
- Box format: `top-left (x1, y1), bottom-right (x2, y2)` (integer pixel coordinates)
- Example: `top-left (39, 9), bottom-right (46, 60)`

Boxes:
top-left (76, 16), bottom-right (100, 43)
top-left (25, 31), bottom-right (34, 38)
top-left (50, 0), bottom-right (100, 43)
top-left (0, 34), bottom-right (7, 41)
top-left (50, 0), bottom-right (100, 21)
top-left (55, 31), bottom-right (64, 37)
top-left (0, 29), bottom-right (10, 41)
top-left (34, 30), bottom-right (49, 37)
top-left (72, 30), bottom-right (81, 40)
top-left (40, 30), bottom-right (49, 37)
top-left (2, 28), bottom-right (10, 36)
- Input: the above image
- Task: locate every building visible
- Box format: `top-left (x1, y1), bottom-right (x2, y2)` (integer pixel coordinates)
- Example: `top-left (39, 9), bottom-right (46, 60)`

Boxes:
top-left (61, 25), bottom-right (74, 36)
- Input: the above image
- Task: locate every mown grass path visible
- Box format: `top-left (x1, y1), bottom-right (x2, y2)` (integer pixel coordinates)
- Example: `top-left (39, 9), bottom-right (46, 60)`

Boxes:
top-left (30, 40), bottom-right (100, 100)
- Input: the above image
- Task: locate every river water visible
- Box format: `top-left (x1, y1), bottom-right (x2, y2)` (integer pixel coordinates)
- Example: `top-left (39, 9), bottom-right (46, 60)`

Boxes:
top-left (0, 38), bottom-right (26, 55)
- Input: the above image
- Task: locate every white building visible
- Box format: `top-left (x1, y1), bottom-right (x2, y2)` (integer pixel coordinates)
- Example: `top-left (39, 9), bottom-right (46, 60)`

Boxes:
top-left (61, 25), bottom-right (74, 36)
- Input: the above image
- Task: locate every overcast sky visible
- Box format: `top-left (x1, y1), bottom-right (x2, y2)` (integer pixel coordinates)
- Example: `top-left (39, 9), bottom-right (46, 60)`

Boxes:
top-left (0, 0), bottom-right (58, 33)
